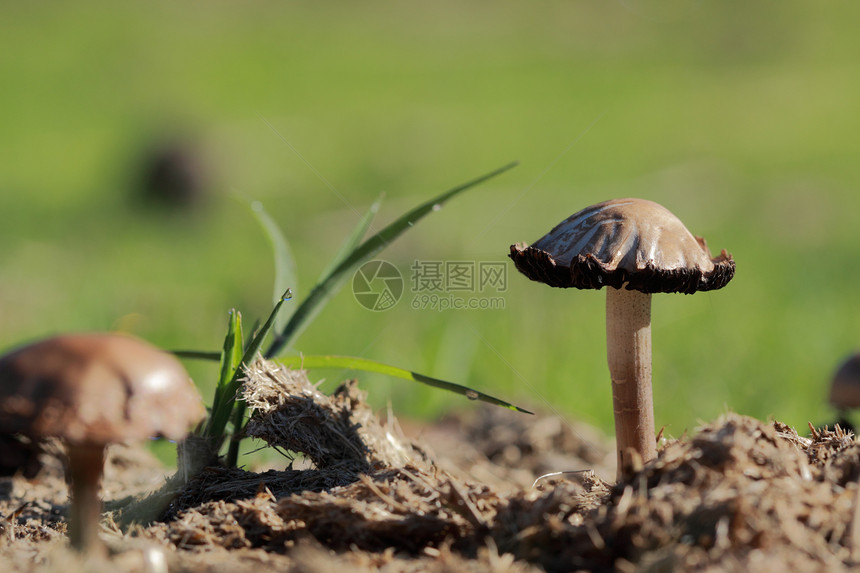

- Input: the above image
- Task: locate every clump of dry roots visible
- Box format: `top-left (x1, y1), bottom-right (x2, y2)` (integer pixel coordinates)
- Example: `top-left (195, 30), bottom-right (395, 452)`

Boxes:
top-left (242, 360), bottom-right (417, 471)
top-left (138, 360), bottom-right (860, 571)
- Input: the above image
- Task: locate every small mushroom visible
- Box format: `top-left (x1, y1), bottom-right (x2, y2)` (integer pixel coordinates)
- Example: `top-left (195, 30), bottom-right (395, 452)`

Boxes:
top-left (828, 352), bottom-right (860, 430)
top-left (0, 333), bottom-right (205, 552)
top-left (510, 198), bottom-right (735, 477)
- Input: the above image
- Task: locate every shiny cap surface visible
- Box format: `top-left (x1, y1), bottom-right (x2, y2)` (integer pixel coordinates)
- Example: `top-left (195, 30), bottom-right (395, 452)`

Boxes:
top-left (0, 333), bottom-right (205, 445)
top-left (509, 198), bottom-right (735, 294)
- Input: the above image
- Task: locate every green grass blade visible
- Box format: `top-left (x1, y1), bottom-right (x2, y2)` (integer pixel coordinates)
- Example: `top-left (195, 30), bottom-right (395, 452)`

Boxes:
top-left (224, 288), bottom-right (293, 466)
top-left (172, 289), bottom-right (294, 369)
top-left (219, 289), bottom-right (293, 424)
top-left (225, 400), bottom-right (247, 467)
top-left (264, 161), bottom-right (518, 358)
top-left (203, 310), bottom-right (245, 437)
top-left (251, 201), bottom-right (299, 331)
top-left (203, 290), bottom-right (292, 445)
top-left (240, 288), bottom-right (292, 368)
top-left (317, 194), bottom-right (383, 282)
top-left (172, 349), bottom-right (221, 361)
top-left (171, 345), bottom-right (529, 412)
top-left (278, 354), bottom-right (532, 414)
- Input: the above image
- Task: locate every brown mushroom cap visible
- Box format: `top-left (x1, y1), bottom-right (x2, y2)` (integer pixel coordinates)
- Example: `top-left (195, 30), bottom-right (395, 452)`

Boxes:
top-left (509, 198), bottom-right (735, 294)
top-left (0, 333), bottom-right (205, 445)
top-left (829, 353), bottom-right (860, 411)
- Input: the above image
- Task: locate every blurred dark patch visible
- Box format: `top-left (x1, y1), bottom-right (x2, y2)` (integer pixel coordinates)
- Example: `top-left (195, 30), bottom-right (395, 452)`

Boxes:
top-left (134, 140), bottom-right (210, 210)
top-left (0, 434), bottom-right (43, 478)
top-left (834, 414), bottom-right (854, 433)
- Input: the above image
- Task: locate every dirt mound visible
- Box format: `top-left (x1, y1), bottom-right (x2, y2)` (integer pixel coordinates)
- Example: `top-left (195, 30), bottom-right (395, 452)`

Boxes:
top-left (404, 405), bottom-right (615, 489)
top-left (496, 415), bottom-right (860, 572)
top-left (3, 361), bottom-right (860, 572)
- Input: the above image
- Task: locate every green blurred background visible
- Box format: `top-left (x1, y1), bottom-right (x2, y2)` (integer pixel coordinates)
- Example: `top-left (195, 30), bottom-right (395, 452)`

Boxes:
top-left (1, 1), bottom-right (858, 446)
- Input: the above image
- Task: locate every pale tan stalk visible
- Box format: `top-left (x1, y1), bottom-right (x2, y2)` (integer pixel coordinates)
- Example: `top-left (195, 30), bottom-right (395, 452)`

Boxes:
top-left (606, 286), bottom-right (656, 478)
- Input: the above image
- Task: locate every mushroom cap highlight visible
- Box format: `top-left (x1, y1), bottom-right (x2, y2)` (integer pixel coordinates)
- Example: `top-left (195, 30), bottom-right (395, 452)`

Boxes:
top-left (0, 333), bottom-right (205, 445)
top-left (829, 353), bottom-right (860, 411)
top-left (509, 198), bottom-right (735, 294)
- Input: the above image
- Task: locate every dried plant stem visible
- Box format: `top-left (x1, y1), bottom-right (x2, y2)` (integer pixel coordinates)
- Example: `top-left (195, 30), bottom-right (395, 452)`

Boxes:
top-left (606, 287), bottom-right (656, 478)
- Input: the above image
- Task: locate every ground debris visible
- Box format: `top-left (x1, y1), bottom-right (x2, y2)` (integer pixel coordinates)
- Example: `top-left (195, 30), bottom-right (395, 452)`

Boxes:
top-left (492, 413), bottom-right (860, 572)
top-left (5, 360), bottom-right (860, 572)
top-left (151, 462), bottom-right (505, 555)
top-left (410, 406), bottom-right (615, 488)
top-left (148, 361), bottom-right (510, 558)
top-left (153, 365), bottom-right (860, 571)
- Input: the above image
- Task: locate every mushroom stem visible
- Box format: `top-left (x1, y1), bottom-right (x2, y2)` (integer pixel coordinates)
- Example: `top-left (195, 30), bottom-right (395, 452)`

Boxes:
top-left (606, 286), bottom-right (657, 478)
top-left (66, 444), bottom-right (106, 552)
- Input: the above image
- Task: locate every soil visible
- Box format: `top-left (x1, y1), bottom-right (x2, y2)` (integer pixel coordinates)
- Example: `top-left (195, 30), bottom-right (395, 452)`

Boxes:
top-left (2, 361), bottom-right (859, 572)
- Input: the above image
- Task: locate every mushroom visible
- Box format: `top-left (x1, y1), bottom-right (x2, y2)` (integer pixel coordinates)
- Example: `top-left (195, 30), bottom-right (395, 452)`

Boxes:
top-left (828, 352), bottom-right (860, 430)
top-left (509, 198), bottom-right (735, 477)
top-left (0, 333), bottom-right (205, 552)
